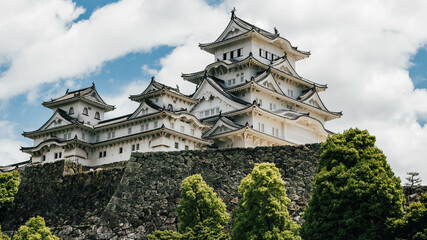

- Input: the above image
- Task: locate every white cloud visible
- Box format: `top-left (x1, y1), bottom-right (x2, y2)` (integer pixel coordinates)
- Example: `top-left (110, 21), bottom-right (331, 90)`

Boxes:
top-left (141, 64), bottom-right (158, 76)
top-left (103, 79), bottom-right (148, 118)
top-left (0, 121), bottom-right (29, 166)
top-left (2, 0), bottom-right (427, 182)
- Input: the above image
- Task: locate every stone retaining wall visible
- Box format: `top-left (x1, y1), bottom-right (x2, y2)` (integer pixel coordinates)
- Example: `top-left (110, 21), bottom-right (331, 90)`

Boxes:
top-left (2, 144), bottom-right (321, 239)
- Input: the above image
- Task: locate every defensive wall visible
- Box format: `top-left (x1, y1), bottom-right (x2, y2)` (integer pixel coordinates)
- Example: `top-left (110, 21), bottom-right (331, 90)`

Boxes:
top-left (2, 144), bottom-right (321, 239)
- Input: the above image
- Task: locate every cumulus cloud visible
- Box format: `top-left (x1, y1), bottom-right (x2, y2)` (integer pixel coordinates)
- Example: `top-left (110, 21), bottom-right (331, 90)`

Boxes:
top-left (141, 64), bottom-right (159, 76)
top-left (2, 0), bottom-right (427, 181)
top-left (0, 121), bottom-right (29, 166)
top-left (0, 0), bottom-right (225, 101)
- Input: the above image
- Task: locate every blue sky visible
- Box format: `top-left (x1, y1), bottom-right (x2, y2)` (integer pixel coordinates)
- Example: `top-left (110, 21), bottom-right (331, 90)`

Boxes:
top-left (1, 0), bottom-right (427, 181)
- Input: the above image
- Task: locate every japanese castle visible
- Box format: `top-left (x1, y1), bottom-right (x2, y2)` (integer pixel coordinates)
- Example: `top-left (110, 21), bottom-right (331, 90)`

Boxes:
top-left (21, 11), bottom-right (341, 166)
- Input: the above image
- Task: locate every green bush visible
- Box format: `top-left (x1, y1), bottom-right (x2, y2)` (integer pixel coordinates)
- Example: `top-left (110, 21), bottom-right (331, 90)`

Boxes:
top-left (0, 171), bottom-right (20, 221)
top-left (149, 174), bottom-right (230, 240)
top-left (301, 128), bottom-right (405, 240)
top-left (232, 163), bottom-right (300, 240)
top-left (389, 193), bottom-right (427, 239)
top-left (13, 216), bottom-right (59, 240)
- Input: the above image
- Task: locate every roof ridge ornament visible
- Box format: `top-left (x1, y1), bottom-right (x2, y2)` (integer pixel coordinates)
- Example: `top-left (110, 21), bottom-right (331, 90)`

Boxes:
top-left (231, 7), bottom-right (236, 19)
top-left (151, 76), bottom-right (155, 82)
top-left (274, 27), bottom-right (279, 36)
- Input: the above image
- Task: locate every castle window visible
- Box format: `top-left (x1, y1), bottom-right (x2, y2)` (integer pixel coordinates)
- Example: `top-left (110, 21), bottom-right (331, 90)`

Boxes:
top-left (175, 142), bottom-right (179, 149)
top-left (136, 144), bottom-right (140, 150)
top-left (237, 48), bottom-right (242, 57)
top-left (170, 123), bottom-right (175, 129)
top-left (99, 152), bottom-right (102, 158)
top-left (190, 129), bottom-right (195, 135)
top-left (83, 107), bottom-right (88, 115)
top-left (82, 133), bottom-right (86, 140)
top-left (185, 145), bottom-right (189, 150)
top-left (69, 107), bottom-right (74, 115)
top-left (95, 135), bottom-right (99, 142)
top-left (287, 89), bottom-right (294, 98)
top-left (103, 151), bottom-right (106, 157)
top-left (95, 112), bottom-right (100, 120)
top-left (180, 126), bottom-right (185, 132)
top-left (205, 110), bottom-right (209, 116)
top-left (128, 127), bottom-right (132, 134)
top-left (119, 147), bottom-right (123, 154)
top-left (223, 53), bottom-right (227, 60)
top-left (54, 153), bottom-right (58, 159)
top-left (132, 144), bottom-right (135, 151)
top-left (42, 155), bottom-right (46, 161)
top-left (230, 51), bottom-right (234, 59)
top-left (141, 124), bottom-right (145, 131)
top-left (154, 121), bottom-right (158, 128)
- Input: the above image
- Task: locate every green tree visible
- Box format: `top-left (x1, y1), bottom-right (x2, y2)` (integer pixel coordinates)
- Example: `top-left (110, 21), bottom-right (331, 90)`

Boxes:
top-left (13, 216), bottom-right (59, 240)
top-left (148, 230), bottom-right (183, 240)
top-left (301, 128), bottom-right (405, 240)
top-left (149, 174), bottom-right (230, 240)
top-left (0, 226), bottom-right (10, 240)
top-left (232, 163), bottom-right (300, 240)
top-left (0, 171), bottom-right (20, 221)
top-left (389, 193), bottom-right (427, 240)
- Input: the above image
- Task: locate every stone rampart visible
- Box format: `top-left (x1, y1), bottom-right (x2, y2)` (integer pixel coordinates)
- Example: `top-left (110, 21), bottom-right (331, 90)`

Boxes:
top-left (2, 145), bottom-right (321, 239)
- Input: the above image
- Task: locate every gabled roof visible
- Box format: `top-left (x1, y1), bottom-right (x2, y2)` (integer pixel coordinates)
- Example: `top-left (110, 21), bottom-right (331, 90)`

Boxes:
top-left (226, 79), bottom-right (341, 120)
top-left (199, 13), bottom-right (310, 60)
top-left (23, 109), bottom-right (86, 138)
top-left (129, 77), bottom-right (197, 104)
top-left (202, 116), bottom-right (244, 137)
top-left (128, 99), bottom-right (162, 119)
top-left (191, 76), bottom-right (250, 107)
top-left (182, 55), bottom-right (327, 91)
top-left (42, 83), bottom-right (115, 111)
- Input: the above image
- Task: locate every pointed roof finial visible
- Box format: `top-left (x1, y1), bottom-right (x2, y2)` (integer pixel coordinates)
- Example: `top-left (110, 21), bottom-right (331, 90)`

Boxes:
top-left (274, 27), bottom-right (279, 35)
top-left (203, 70), bottom-right (208, 78)
top-left (231, 7), bottom-right (236, 19)
top-left (66, 89), bottom-right (69, 94)
top-left (151, 76), bottom-right (155, 82)
top-left (91, 82), bottom-right (95, 88)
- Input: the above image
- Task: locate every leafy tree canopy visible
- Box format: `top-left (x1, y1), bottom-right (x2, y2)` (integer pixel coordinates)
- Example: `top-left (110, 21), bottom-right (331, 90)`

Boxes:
top-left (232, 163), bottom-right (300, 240)
top-left (149, 174), bottom-right (230, 240)
top-left (301, 128), bottom-right (405, 240)
top-left (389, 193), bottom-right (427, 240)
top-left (177, 174), bottom-right (229, 235)
top-left (13, 216), bottom-right (59, 240)
top-left (0, 171), bottom-right (20, 221)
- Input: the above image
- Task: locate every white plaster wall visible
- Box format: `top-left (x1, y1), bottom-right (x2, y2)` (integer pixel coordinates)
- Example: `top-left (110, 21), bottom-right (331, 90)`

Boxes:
top-left (213, 39), bottom-right (252, 62)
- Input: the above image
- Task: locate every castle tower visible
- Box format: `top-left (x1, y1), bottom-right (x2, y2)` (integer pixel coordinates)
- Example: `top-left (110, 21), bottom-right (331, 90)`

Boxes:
top-left (182, 11), bottom-right (341, 148)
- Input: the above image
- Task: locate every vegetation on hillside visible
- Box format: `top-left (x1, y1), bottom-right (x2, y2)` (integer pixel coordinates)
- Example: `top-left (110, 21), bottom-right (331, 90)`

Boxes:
top-left (149, 174), bottom-right (230, 240)
top-left (12, 216), bottom-right (59, 240)
top-left (0, 171), bottom-right (20, 221)
top-left (232, 163), bottom-right (300, 240)
top-left (301, 128), bottom-right (405, 239)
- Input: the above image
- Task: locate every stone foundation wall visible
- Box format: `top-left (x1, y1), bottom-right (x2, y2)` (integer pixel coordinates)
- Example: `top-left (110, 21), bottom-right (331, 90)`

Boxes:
top-left (2, 160), bottom-right (125, 231)
top-left (2, 145), bottom-right (321, 239)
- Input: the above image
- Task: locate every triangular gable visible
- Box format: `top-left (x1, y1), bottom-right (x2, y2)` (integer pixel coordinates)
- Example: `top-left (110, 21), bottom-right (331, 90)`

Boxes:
top-left (39, 111), bottom-right (73, 131)
top-left (82, 88), bottom-right (109, 106)
top-left (256, 73), bottom-right (285, 95)
top-left (191, 79), bottom-right (247, 117)
top-left (272, 58), bottom-right (300, 77)
top-left (129, 101), bottom-right (161, 119)
top-left (214, 18), bottom-right (251, 43)
top-left (141, 81), bottom-right (162, 95)
top-left (203, 118), bottom-right (241, 137)
top-left (301, 91), bottom-right (328, 111)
